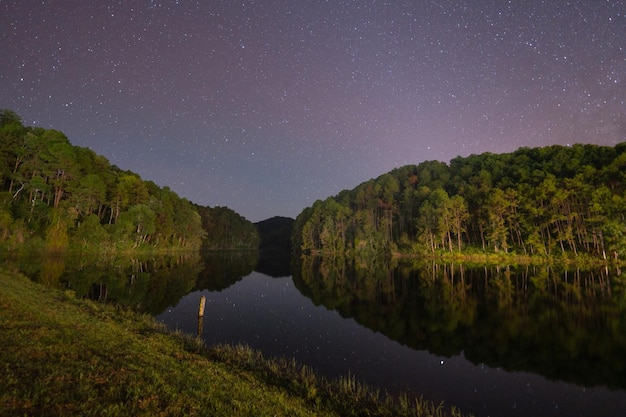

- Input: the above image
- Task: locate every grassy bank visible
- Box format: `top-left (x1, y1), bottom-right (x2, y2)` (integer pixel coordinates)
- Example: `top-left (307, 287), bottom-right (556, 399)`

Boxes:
top-left (392, 246), bottom-right (623, 268)
top-left (0, 270), bottom-right (469, 417)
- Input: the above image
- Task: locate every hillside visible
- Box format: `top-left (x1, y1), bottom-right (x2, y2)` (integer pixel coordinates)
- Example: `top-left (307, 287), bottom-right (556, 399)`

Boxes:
top-left (293, 142), bottom-right (626, 260)
top-left (0, 110), bottom-right (258, 252)
top-left (255, 216), bottom-right (294, 249)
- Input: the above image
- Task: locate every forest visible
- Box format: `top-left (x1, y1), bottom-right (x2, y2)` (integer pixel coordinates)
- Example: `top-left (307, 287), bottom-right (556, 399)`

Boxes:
top-left (292, 141), bottom-right (626, 261)
top-left (0, 110), bottom-right (258, 252)
top-left (4, 108), bottom-right (624, 260)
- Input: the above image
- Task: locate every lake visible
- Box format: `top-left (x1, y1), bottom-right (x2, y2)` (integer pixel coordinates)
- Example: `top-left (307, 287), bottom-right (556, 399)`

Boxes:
top-left (8, 250), bottom-right (626, 416)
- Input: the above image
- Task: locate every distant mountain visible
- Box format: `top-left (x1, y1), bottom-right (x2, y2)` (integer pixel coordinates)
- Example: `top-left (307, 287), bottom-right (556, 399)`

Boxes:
top-left (255, 216), bottom-right (294, 250)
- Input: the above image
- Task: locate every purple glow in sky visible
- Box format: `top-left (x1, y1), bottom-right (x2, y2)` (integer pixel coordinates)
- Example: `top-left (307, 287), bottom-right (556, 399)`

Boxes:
top-left (2, 0), bottom-right (625, 222)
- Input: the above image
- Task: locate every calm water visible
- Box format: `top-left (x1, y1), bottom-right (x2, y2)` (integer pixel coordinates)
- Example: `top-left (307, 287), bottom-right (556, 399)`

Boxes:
top-left (8, 251), bottom-right (626, 417)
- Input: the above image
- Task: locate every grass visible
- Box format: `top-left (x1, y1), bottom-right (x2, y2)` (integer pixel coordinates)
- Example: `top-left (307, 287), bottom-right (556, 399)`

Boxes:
top-left (0, 270), bottom-right (470, 417)
top-left (392, 245), bottom-right (624, 268)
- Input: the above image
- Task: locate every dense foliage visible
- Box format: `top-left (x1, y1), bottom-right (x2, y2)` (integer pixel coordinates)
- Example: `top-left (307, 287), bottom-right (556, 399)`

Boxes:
top-left (0, 110), bottom-right (258, 252)
top-left (197, 205), bottom-right (260, 249)
top-left (293, 142), bottom-right (626, 260)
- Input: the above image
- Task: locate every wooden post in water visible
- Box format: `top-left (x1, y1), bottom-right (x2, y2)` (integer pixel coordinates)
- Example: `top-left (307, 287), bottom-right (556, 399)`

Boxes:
top-left (197, 295), bottom-right (206, 337)
top-left (198, 295), bottom-right (206, 317)
top-left (197, 316), bottom-right (204, 337)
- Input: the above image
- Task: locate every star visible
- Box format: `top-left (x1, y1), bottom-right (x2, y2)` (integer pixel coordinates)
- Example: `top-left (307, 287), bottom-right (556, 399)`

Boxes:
top-left (1, 0), bottom-right (624, 221)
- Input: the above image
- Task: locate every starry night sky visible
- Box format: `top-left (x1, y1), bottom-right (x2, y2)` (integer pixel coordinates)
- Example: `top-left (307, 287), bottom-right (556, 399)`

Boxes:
top-left (2, 1), bottom-right (625, 222)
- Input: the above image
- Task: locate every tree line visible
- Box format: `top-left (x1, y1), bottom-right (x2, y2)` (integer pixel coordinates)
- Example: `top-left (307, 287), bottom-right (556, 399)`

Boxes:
top-left (0, 110), bottom-right (258, 252)
top-left (293, 141), bottom-right (626, 260)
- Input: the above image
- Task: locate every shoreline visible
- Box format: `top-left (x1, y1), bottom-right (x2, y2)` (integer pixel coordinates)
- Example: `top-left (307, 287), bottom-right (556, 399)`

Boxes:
top-left (0, 269), bottom-right (470, 417)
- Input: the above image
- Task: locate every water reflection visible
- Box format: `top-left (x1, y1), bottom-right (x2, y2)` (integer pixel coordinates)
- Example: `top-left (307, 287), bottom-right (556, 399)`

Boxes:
top-left (5, 249), bottom-right (626, 416)
top-left (6, 251), bottom-right (203, 314)
top-left (161, 254), bottom-right (626, 417)
top-left (293, 257), bottom-right (626, 390)
top-left (195, 251), bottom-right (258, 291)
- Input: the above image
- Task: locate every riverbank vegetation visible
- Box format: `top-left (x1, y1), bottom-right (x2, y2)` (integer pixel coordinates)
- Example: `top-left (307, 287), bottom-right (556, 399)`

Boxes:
top-left (0, 110), bottom-right (258, 253)
top-left (293, 141), bottom-right (626, 263)
top-left (1, 269), bottom-right (469, 417)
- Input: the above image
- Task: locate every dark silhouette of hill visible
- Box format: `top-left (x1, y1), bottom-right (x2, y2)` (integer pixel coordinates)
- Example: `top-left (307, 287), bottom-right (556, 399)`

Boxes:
top-left (255, 216), bottom-right (294, 250)
top-left (254, 216), bottom-right (294, 278)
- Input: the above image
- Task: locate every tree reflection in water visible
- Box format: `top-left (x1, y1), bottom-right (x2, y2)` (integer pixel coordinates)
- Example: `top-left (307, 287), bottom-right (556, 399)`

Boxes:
top-left (6, 250), bottom-right (626, 416)
top-left (293, 257), bottom-right (626, 390)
